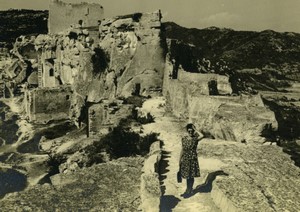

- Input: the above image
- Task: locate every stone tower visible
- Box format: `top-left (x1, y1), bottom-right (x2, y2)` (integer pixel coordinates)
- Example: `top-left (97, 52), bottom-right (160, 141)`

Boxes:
top-left (48, 0), bottom-right (104, 34)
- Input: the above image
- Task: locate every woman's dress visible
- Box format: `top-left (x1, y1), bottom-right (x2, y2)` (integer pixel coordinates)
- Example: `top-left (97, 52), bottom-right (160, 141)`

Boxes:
top-left (179, 135), bottom-right (200, 179)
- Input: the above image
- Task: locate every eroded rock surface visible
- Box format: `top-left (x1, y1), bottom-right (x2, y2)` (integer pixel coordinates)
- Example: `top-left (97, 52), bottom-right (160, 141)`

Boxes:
top-left (199, 140), bottom-right (300, 212)
top-left (0, 157), bottom-right (143, 211)
top-left (163, 56), bottom-right (277, 143)
top-left (141, 97), bottom-right (300, 212)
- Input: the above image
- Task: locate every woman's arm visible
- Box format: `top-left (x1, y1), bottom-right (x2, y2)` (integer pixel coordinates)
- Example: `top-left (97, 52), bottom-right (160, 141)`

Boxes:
top-left (194, 130), bottom-right (204, 140)
top-left (179, 144), bottom-right (183, 165)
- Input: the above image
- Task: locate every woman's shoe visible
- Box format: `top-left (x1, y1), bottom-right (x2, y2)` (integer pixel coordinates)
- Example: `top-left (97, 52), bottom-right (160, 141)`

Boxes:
top-left (181, 189), bottom-right (193, 198)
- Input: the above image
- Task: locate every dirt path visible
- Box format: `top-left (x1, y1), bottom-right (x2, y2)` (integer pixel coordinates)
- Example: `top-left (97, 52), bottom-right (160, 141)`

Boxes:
top-left (142, 97), bottom-right (221, 212)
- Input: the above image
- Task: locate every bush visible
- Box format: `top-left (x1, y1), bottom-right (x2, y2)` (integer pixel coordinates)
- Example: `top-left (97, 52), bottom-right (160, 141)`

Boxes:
top-left (85, 119), bottom-right (159, 164)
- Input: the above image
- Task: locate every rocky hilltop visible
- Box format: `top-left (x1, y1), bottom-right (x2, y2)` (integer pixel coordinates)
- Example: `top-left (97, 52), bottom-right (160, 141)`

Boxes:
top-left (0, 6), bottom-right (299, 212)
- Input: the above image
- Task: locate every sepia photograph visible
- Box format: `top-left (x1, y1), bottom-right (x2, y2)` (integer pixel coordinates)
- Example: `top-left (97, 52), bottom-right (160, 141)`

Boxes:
top-left (0, 0), bottom-right (299, 211)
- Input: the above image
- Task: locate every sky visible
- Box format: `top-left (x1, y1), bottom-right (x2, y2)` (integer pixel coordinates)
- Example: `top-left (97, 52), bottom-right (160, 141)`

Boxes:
top-left (0, 0), bottom-right (300, 33)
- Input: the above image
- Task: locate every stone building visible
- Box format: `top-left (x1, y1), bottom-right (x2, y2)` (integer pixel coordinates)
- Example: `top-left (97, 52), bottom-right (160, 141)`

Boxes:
top-left (24, 86), bottom-right (72, 123)
top-left (48, 0), bottom-right (104, 34)
top-left (88, 100), bottom-right (133, 137)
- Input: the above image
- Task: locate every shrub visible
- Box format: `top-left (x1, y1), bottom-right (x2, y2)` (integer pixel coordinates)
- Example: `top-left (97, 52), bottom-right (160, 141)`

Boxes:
top-left (85, 119), bottom-right (159, 164)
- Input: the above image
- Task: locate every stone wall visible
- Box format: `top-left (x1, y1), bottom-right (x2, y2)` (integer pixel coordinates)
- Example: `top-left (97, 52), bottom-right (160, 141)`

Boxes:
top-left (41, 58), bottom-right (57, 87)
top-left (177, 69), bottom-right (232, 95)
top-left (88, 100), bottom-right (133, 137)
top-left (48, 0), bottom-right (104, 34)
top-left (24, 86), bottom-right (72, 123)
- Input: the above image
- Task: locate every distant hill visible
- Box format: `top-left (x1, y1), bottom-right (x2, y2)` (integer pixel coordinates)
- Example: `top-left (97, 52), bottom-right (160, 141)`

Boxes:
top-left (163, 22), bottom-right (300, 142)
top-left (163, 22), bottom-right (300, 77)
top-left (0, 10), bottom-right (48, 47)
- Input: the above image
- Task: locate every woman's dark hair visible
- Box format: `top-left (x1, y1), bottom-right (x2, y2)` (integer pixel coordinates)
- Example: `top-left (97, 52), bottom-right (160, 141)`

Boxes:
top-left (186, 123), bottom-right (195, 131)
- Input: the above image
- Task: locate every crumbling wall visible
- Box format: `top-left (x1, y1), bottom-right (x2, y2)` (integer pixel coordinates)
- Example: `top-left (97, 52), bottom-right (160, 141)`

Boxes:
top-left (48, 0), bottom-right (104, 34)
top-left (177, 69), bottom-right (232, 95)
top-left (24, 86), bottom-right (72, 123)
top-left (88, 100), bottom-right (133, 137)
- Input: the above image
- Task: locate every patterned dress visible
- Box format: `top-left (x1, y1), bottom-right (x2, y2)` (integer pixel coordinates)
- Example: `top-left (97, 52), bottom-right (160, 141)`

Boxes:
top-left (179, 134), bottom-right (200, 179)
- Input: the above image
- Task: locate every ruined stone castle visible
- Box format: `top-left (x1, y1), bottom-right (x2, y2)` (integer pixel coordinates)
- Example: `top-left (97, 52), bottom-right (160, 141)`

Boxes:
top-left (2, 0), bottom-right (277, 143)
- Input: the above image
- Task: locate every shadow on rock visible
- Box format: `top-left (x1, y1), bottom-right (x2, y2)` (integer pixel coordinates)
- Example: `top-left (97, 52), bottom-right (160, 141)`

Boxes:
top-left (194, 170), bottom-right (229, 194)
top-left (0, 168), bottom-right (27, 198)
top-left (159, 150), bottom-right (171, 195)
top-left (160, 195), bottom-right (181, 212)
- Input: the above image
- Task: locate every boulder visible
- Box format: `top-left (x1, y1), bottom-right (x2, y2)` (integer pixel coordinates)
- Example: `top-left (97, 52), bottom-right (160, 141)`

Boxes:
top-left (27, 71), bottom-right (38, 85)
top-left (111, 18), bottom-right (133, 28)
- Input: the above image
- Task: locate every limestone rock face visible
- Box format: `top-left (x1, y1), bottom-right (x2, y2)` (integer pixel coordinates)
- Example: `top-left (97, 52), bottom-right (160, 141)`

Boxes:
top-left (27, 71), bottom-right (38, 85)
top-left (24, 10), bottom-right (166, 123)
top-left (99, 10), bottom-right (165, 97)
top-left (199, 140), bottom-right (300, 212)
top-left (163, 56), bottom-right (277, 143)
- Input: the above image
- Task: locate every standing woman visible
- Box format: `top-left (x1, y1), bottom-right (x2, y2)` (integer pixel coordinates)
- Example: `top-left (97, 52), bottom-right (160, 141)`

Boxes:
top-left (179, 123), bottom-right (204, 197)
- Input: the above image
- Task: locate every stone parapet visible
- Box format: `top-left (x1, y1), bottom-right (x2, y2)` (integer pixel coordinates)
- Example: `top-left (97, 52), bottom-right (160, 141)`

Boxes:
top-left (140, 141), bottom-right (162, 212)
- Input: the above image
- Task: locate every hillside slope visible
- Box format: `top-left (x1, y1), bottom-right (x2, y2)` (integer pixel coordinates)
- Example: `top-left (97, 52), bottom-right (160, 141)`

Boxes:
top-left (0, 10), bottom-right (48, 47)
top-left (163, 22), bottom-right (300, 72)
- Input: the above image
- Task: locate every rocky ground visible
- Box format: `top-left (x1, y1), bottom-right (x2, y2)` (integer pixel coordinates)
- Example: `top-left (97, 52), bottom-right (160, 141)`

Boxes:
top-left (0, 96), bottom-right (147, 211)
top-left (0, 157), bottom-right (143, 211)
top-left (141, 97), bottom-right (300, 211)
top-left (1, 96), bottom-right (300, 211)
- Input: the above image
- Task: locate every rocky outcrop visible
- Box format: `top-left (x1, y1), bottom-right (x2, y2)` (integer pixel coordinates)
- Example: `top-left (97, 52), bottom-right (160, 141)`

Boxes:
top-left (1, 10), bottom-right (166, 126)
top-left (12, 10), bottom-right (166, 124)
top-left (99, 10), bottom-right (165, 97)
top-left (163, 55), bottom-right (277, 143)
top-left (198, 140), bottom-right (300, 211)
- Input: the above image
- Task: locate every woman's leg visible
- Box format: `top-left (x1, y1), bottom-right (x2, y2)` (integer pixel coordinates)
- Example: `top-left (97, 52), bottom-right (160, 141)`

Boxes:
top-left (187, 178), bottom-right (194, 193)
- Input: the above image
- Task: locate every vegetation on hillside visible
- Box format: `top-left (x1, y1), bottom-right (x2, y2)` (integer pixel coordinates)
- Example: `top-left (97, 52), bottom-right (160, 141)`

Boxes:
top-left (163, 22), bottom-right (300, 72)
top-left (0, 10), bottom-right (48, 48)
